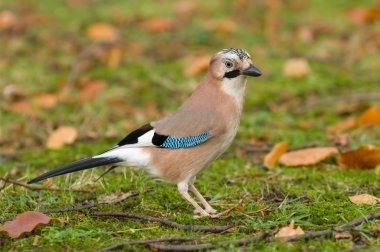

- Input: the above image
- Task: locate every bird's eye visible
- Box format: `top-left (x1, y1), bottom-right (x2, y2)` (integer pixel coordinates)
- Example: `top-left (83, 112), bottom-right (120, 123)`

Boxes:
top-left (225, 61), bottom-right (233, 68)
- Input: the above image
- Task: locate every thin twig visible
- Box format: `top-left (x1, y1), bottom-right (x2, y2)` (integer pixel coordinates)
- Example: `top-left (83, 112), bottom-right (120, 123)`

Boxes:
top-left (336, 245), bottom-right (370, 252)
top-left (101, 237), bottom-right (199, 252)
top-left (0, 178), bottom-right (95, 193)
top-left (335, 212), bottom-right (380, 232)
top-left (150, 212), bottom-right (380, 251)
top-left (212, 193), bottom-right (249, 218)
top-left (150, 234), bottom-right (267, 251)
top-left (91, 211), bottom-right (233, 233)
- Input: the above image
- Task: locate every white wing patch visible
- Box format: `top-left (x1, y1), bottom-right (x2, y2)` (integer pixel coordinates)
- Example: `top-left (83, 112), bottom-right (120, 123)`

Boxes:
top-left (137, 129), bottom-right (155, 146)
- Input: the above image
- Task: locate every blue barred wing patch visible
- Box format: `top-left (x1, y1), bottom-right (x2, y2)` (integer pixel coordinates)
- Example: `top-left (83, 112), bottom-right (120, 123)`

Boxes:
top-left (160, 132), bottom-right (209, 149)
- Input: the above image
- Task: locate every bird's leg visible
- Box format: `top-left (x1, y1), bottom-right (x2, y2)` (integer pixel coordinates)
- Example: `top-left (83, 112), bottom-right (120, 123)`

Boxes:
top-left (188, 177), bottom-right (217, 214)
top-left (189, 184), bottom-right (217, 214)
top-left (177, 182), bottom-right (209, 217)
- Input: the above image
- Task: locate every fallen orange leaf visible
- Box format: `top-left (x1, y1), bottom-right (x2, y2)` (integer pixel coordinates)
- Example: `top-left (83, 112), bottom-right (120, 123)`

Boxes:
top-left (42, 178), bottom-right (53, 188)
top-left (0, 10), bottom-right (18, 31)
top-left (349, 194), bottom-right (380, 205)
top-left (31, 93), bottom-right (59, 109)
top-left (264, 142), bottom-right (288, 168)
top-left (46, 126), bottom-right (78, 150)
top-left (283, 58), bottom-right (310, 78)
top-left (105, 46), bottom-right (123, 69)
top-left (346, 7), bottom-right (380, 24)
top-left (357, 106), bottom-right (380, 126)
top-left (336, 145), bottom-right (380, 170)
top-left (279, 147), bottom-right (338, 167)
top-left (86, 22), bottom-right (119, 42)
top-left (327, 116), bottom-right (358, 134)
top-left (141, 18), bottom-right (175, 32)
top-left (4, 100), bottom-right (34, 115)
top-left (78, 80), bottom-right (106, 101)
top-left (275, 220), bottom-right (305, 239)
top-left (184, 55), bottom-right (210, 76)
top-left (0, 211), bottom-right (61, 238)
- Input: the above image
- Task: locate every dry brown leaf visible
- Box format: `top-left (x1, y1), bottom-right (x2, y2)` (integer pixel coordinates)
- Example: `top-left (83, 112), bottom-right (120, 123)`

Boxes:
top-left (98, 191), bottom-right (134, 204)
top-left (184, 55), bottom-right (210, 76)
top-left (31, 93), bottom-right (59, 109)
top-left (275, 220), bottom-right (305, 239)
top-left (86, 22), bottom-right (119, 42)
top-left (78, 80), bottom-right (106, 101)
top-left (279, 147), bottom-right (338, 167)
top-left (328, 134), bottom-right (351, 147)
top-left (349, 194), bottom-right (380, 205)
top-left (357, 106), bottom-right (380, 126)
top-left (346, 7), bottom-right (380, 24)
top-left (0, 211), bottom-right (61, 238)
top-left (371, 225), bottom-right (380, 232)
top-left (141, 18), bottom-right (175, 32)
top-left (42, 178), bottom-right (53, 188)
top-left (0, 11), bottom-right (18, 31)
top-left (4, 100), bottom-right (34, 115)
top-left (336, 145), bottom-right (380, 170)
top-left (46, 126), bottom-right (78, 150)
top-left (297, 26), bottom-right (314, 43)
top-left (264, 142), bottom-right (288, 168)
top-left (327, 116), bottom-right (358, 134)
top-left (33, 235), bottom-right (41, 246)
top-left (105, 46), bottom-right (123, 68)
top-left (334, 231), bottom-right (352, 240)
top-left (283, 58), bottom-right (310, 78)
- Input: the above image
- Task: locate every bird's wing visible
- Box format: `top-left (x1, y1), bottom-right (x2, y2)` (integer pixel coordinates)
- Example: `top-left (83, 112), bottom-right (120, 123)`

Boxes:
top-left (111, 122), bottom-right (210, 150)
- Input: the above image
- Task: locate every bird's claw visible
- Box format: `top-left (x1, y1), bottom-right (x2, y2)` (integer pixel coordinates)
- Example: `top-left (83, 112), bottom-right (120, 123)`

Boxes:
top-left (205, 207), bottom-right (217, 214)
top-left (193, 207), bottom-right (217, 214)
top-left (193, 207), bottom-right (218, 219)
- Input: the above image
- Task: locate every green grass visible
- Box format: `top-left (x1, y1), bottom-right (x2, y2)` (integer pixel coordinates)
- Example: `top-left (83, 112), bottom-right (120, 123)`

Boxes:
top-left (0, 0), bottom-right (379, 251)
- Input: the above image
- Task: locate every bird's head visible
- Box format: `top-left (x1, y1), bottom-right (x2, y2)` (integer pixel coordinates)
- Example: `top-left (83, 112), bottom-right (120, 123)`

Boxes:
top-left (209, 48), bottom-right (261, 81)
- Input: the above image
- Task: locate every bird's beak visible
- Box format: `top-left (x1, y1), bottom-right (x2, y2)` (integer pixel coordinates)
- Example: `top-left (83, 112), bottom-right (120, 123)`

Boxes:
top-left (240, 64), bottom-right (262, 77)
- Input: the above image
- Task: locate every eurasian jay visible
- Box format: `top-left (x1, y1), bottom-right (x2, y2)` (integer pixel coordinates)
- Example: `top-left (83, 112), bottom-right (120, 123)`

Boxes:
top-left (28, 48), bottom-right (262, 217)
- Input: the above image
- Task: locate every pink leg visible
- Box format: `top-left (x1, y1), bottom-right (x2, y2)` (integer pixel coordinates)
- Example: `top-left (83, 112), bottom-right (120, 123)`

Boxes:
top-left (177, 182), bottom-right (209, 217)
top-left (189, 184), bottom-right (217, 214)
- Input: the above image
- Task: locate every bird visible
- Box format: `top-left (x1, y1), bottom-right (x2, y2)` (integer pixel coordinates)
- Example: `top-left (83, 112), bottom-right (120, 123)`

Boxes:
top-left (28, 48), bottom-right (262, 217)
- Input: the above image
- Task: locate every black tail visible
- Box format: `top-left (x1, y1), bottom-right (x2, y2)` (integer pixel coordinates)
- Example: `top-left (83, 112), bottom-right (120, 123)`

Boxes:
top-left (28, 157), bottom-right (122, 184)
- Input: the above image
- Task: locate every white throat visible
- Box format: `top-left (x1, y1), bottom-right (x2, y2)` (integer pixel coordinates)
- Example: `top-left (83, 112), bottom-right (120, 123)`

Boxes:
top-left (220, 76), bottom-right (247, 107)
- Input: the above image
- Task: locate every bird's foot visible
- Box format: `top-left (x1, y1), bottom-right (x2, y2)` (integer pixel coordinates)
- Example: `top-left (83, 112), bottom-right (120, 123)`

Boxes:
top-left (193, 208), bottom-right (219, 219)
top-left (205, 207), bottom-right (217, 214)
top-left (194, 207), bottom-right (217, 214)
top-left (192, 208), bottom-right (211, 219)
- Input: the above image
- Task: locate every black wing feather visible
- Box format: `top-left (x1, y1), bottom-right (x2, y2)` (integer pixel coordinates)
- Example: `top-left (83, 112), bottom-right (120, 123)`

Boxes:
top-left (117, 123), bottom-right (153, 146)
top-left (117, 123), bottom-right (168, 147)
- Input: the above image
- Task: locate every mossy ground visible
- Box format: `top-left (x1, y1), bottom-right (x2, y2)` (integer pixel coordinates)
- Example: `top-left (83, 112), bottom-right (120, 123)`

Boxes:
top-left (0, 0), bottom-right (379, 251)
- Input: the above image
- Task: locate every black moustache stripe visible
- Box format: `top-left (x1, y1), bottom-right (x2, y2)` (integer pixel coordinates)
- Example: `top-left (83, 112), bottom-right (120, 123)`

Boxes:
top-left (223, 70), bottom-right (240, 79)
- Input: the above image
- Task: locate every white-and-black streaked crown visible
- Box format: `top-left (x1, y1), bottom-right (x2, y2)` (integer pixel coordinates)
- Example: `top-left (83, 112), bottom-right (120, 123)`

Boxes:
top-left (220, 48), bottom-right (251, 60)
